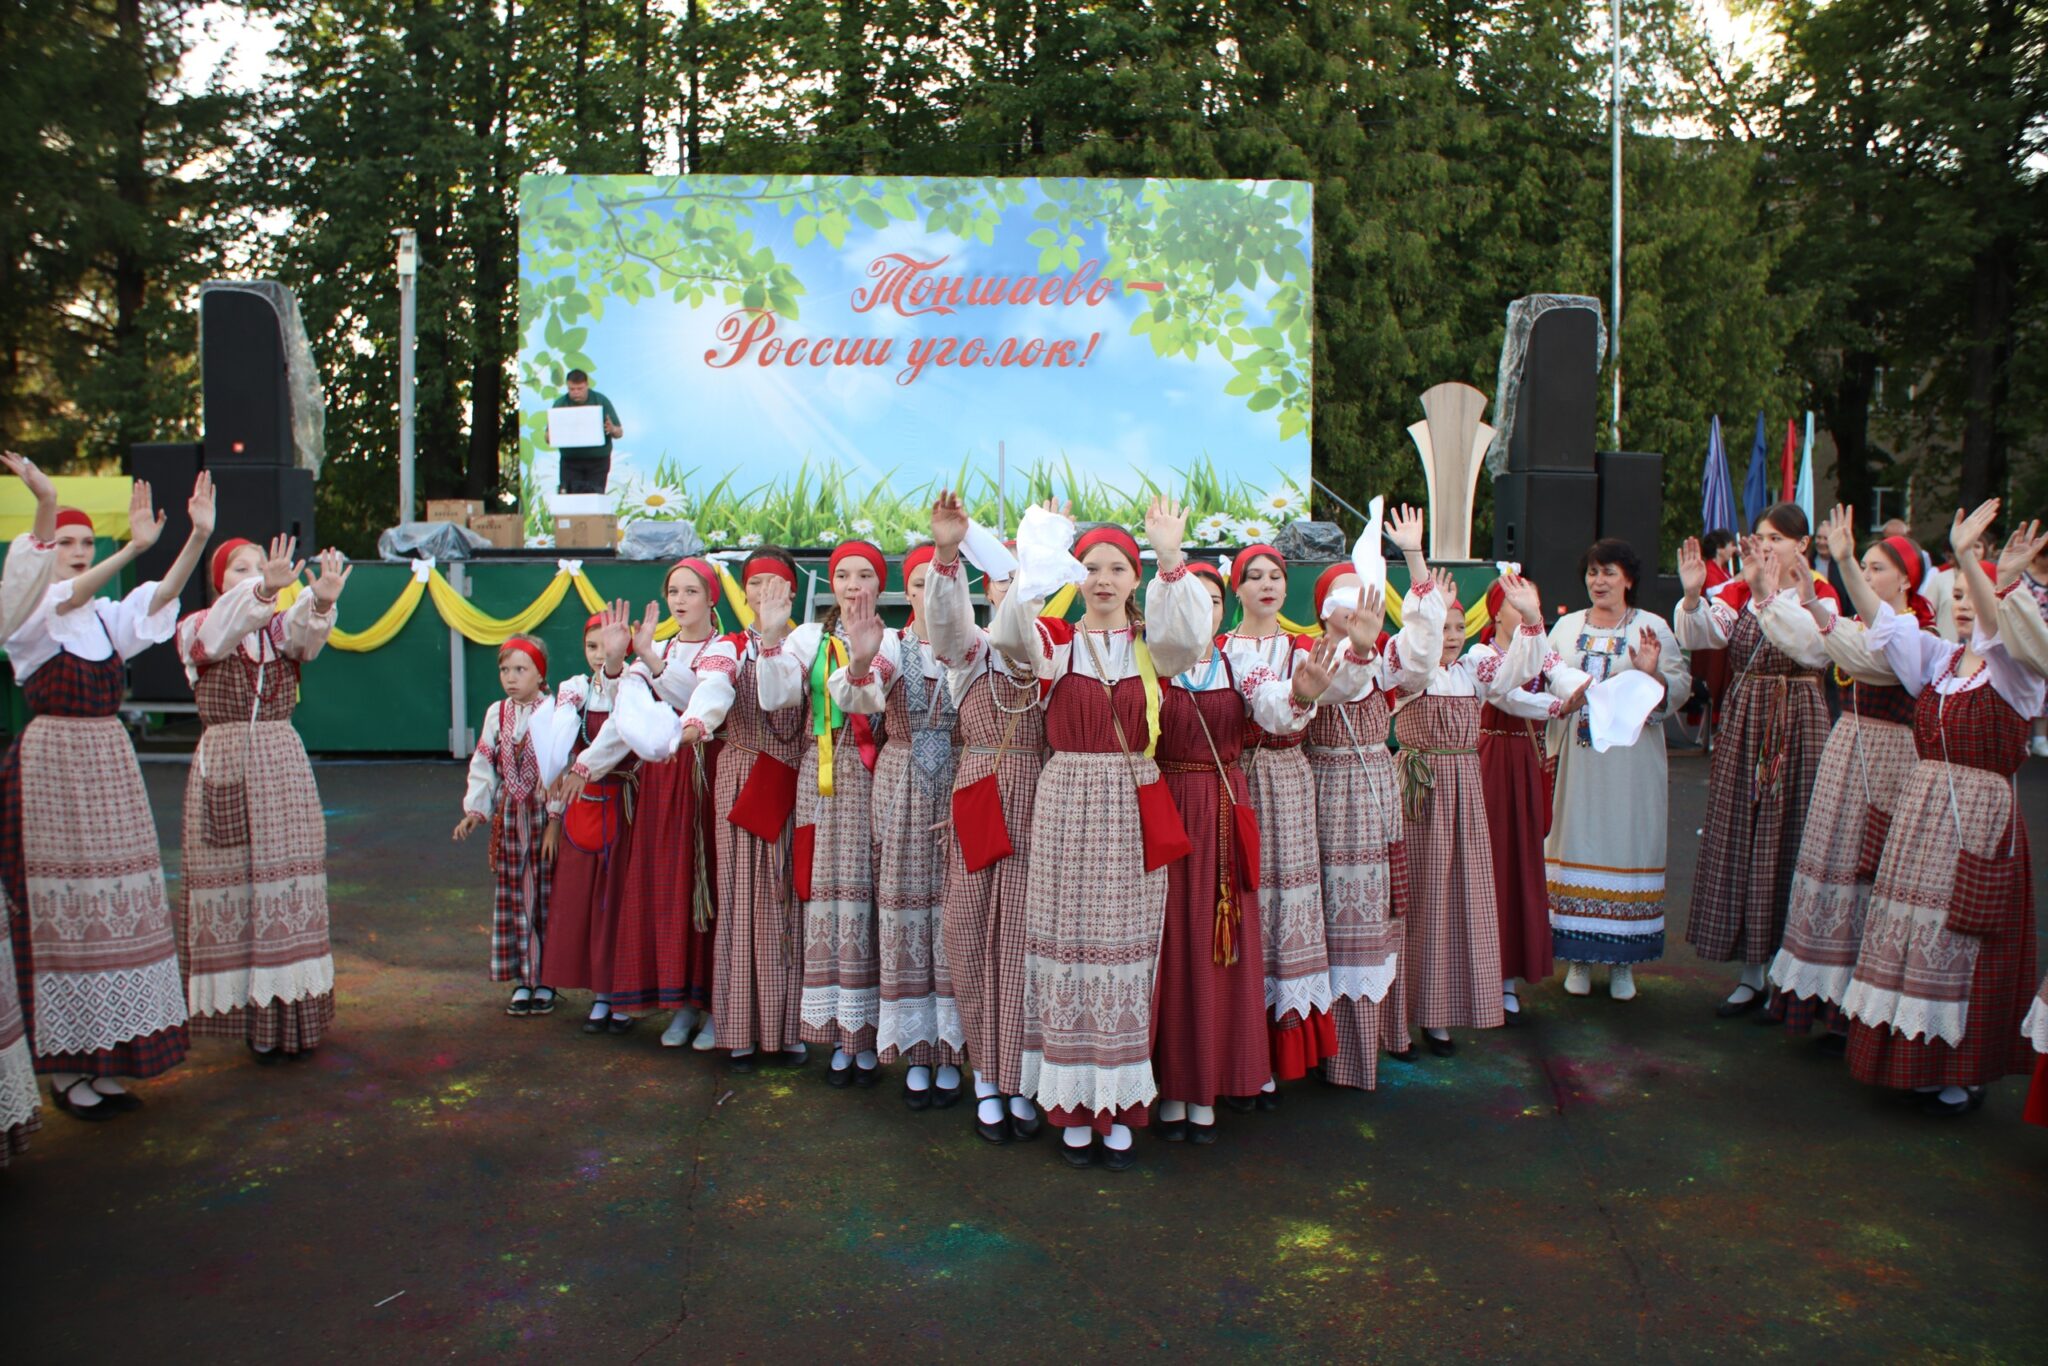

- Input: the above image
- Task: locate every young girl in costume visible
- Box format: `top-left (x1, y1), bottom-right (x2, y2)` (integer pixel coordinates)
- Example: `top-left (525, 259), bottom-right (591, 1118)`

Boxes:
top-left (1675, 504), bottom-right (1841, 1017)
top-left (837, 546), bottom-right (967, 1109)
top-left (455, 634), bottom-right (560, 1016)
top-left (1153, 560), bottom-right (1347, 1141)
top-left (1836, 500), bottom-right (2041, 1115)
top-left (988, 497), bottom-right (1208, 1171)
top-left (2, 466), bottom-right (213, 1120)
top-left (923, 495), bottom-right (1046, 1143)
top-left (177, 534), bottom-right (349, 1060)
top-left (1767, 510), bottom-right (1934, 1045)
top-left (613, 559), bottom-right (731, 1051)
top-left (756, 541), bottom-right (889, 1086)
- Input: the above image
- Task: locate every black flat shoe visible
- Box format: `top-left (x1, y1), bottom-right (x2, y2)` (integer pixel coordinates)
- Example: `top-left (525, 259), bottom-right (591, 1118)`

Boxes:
top-left (1008, 1106), bottom-right (1043, 1142)
top-left (1425, 1034), bottom-right (1456, 1057)
top-left (52, 1079), bottom-right (119, 1122)
top-left (1060, 1140), bottom-right (1095, 1169)
top-left (728, 1052), bottom-right (757, 1074)
top-left (528, 989), bottom-right (558, 1016)
top-left (1918, 1088), bottom-right (1986, 1117)
top-left (854, 1062), bottom-right (880, 1088)
top-left (1387, 1046), bottom-right (1419, 1064)
top-left (1223, 1095), bottom-right (1255, 1113)
top-left (931, 1083), bottom-right (962, 1110)
top-left (1101, 1145), bottom-right (1136, 1172)
top-left (903, 1084), bottom-right (933, 1112)
top-left (825, 1061), bottom-right (852, 1086)
top-left (582, 1015), bottom-right (609, 1034)
top-left (1188, 1119), bottom-right (1218, 1146)
top-left (1501, 1001), bottom-right (1523, 1025)
top-left (1715, 989), bottom-right (1765, 1019)
top-left (975, 1105), bottom-right (1010, 1144)
top-left (506, 993), bottom-right (532, 1017)
top-left (606, 1014), bottom-right (636, 1035)
top-left (1154, 1117), bottom-right (1188, 1143)
top-left (1254, 1090), bottom-right (1281, 1111)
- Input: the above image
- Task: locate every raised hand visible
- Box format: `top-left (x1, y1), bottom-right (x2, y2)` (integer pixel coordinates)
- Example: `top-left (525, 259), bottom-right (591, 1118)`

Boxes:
top-left (452, 811), bottom-right (485, 842)
top-left (754, 575), bottom-right (793, 646)
top-left (309, 548), bottom-right (352, 609)
top-left (1557, 677), bottom-right (1592, 716)
top-left (260, 534), bottom-right (303, 594)
top-left (1500, 572), bottom-right (1541, 625)
top-left (601, 599), bottom-right (632, 672)
top-left (1346, 584), bottom-right (1386, 654)
top-left (1632, 626), bottom-right (1663, 676)
top-left (1386, 504), bottom-right (1425, 553)
top-left (1292, 633), bottom-right (1341, 702)
top-left (930, 488), bottom-right (969, 556)
top-left (1786, 542), bottom-right (1816, 599)
top-left (3, 452), bottom-right (56, 504)
top-left (1142, 494), bottom-right (1188, 569)
top-left (1823, 504), bottom-right (1856, 565)
top-left (1428, 566), bottom-right (1458, 599)
top-left (128, 479), bottom-right (165, 551)
top-left (1740, 535), bottom-right (1772, 598)
top-left (1950, 498), bottom-right (2000, 557)
top-left (187, 471), bottom-right (216, 541)
top-left (1677, 537), bottom-right (1707, 600)
top-left (1995, 519), bottom-right (2045, 588)
top-left (631, 601), bottom-right (660, 662)
top-left (842, 590), bottom-right (884, 674)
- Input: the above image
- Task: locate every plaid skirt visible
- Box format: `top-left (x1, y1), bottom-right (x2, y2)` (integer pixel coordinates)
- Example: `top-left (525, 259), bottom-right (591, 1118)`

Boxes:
top-left (487, 793), bottom-right (551, 986)
top-left (179, 720), bottom-right (334, 1054)
top-left (1395, 697), bottom-right (1505, 1031)
top-left (1018, 750), bottom-right (1168, 1128)
top-left (711, 747), bottom-right (801, 1054)
top-left (0, 887), bottom-right (39, 1166)
top-left (1769, 715), bottom-right (1917, 1017)
top-left (1324, 929), bottom-right (1409, 1090)
top-left (6, 716), bottom-right (188, 1078)
top-left (1241, 744), bottom-right (1334, 1060)
top-left (1308, 724), bottom-right (1409, 1089)
top-left (797, 738), bottom-right (879, 1054)
top-left (610, 742), bottom-right (718, 1011)
top-left (871, 741), bottom-right (963, 1066)
top-left (939, 711), bottom-right (1041, 1095)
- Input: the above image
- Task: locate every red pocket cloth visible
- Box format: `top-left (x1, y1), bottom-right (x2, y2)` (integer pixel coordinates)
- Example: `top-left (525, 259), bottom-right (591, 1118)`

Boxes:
top-left (726, 753), bottom-right (798, 841)
top-left (792, 823), bottom-right (816, 903)
top-left (1946, 844), bottom-right (2021, 938)
top-left (1855, 805), bottom-right (1892, 883)
top-left (1137, 778), bottom-right (1192, 871)
top-left (1231, 802), bottom-right (1262, 897)
top-left (951, 772), bottom-right (1013, 872)
top-left (564, 788), bottom-right (619, 854)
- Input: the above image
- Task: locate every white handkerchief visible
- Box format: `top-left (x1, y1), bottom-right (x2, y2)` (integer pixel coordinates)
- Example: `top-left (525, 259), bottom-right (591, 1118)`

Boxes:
top-left (1354, 496), bottom-right (1385, 590)
top-left (1012, 505), bottom-right (1084, 602)
top-left (1320, 585), bottom-right (1362, 619)
top-left (531, 696), bottom-right (570, 787)
top-left (960, 520), bottom-right (1019, 583)
top-left (1586, 669), bottom-right (1664, 752)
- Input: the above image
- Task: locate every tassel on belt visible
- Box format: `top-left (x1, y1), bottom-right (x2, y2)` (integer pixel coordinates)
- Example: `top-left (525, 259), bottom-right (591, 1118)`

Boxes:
top-left (1750, 673), bottom-right (1820, 802)
top-left (1397, 745), bottom-right (1475, 821)
top-left (1157, 757), bottom-right (1243, 966)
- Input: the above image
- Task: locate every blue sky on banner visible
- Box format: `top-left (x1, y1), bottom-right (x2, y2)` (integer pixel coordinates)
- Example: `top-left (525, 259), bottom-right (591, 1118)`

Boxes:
top-left (516, 176), bottom-right (1311, 508)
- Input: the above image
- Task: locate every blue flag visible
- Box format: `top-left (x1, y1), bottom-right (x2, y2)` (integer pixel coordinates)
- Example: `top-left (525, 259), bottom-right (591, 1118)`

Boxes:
top-left (1700, 415), bottom-right (1738, 540)
top-left (1741, 410), bottom-right (1771, 531)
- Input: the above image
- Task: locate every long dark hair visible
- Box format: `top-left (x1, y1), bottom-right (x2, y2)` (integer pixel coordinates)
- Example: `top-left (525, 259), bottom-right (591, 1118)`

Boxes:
top-left (1755, 501), bottom-right (1809, 542)
top-left (1579, 537), bottom-right (1642, 605)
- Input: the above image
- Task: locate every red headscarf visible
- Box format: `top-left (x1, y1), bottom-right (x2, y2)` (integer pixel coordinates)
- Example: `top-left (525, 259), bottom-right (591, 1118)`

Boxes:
top-left (498, 635), bottom-right (548, 681)
top-left (664, 557), bottom-right (720, 605)
top-left (1479, 577), bottom-right (1533, 645)
top-left (741, 553), bottom-right (797, 590)
top-left (1311, 563), bottom-right (1358, 619)
top-left (1072, 525), bottom-right (1141, 570)
top-left (210, 537), bottom-right (257, 595)
top-left (827, 540), bottom-right (886, 587)
top-left (899, 544), bottom-right (937, 618)
top-left (1872, 536), bottom-right (1934, 627)
top-left (583, 611), bottom-right (608, 635)
top-left (54, 508), bottom-right (94, 535)
top-left (1229, 543), bottom-right (1285, 593)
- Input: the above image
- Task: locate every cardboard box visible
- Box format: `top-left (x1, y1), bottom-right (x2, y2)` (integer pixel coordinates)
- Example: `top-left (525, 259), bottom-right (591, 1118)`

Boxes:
top-left (554, 513), bottom-right (617, 550)
top-left (469, 513), bottom-right (523, 549)
top-left (426, 498), bottom-right (484, 527)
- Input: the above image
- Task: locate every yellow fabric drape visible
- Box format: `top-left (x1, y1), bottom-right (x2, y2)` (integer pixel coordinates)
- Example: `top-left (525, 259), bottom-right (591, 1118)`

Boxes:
top-left (274, 577), bottom-right (429, 653)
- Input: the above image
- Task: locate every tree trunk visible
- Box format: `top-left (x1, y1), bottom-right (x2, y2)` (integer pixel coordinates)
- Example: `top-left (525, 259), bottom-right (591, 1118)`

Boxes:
top-left (110, 0), bottom-right (151, 453)
top-left (1818, 349), bottom-right (1877, 525)
top-left (1957, 235), bottom-right (2014, 507)
top-left (464, 0), bottom-right (518, 500)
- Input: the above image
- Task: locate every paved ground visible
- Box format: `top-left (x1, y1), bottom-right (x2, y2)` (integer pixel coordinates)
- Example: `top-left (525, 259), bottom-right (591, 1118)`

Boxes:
top-left (3, 753), bottom-right (2046, 1363)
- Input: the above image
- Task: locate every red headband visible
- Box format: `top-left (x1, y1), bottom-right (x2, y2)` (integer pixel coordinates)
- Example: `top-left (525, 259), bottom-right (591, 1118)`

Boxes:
top-left (899, 544), bottom-right (937, 617)
top-left (665, 557), bottom-right (720, 605)
top-left (210, 538), bottom-right (257, 594)
top-left (1229, 544), bottom-right (1285, 592)
top-left (1186, 561), bottom-right (1226, 592)
top-left (1311, 563), bottom-right (1357, 618)
top-left (1073, 525), bottom-right (1141, 570)
top-left (741, 554), bottom-right (797, 590)
top-left (584, 611), bottom-right (608, 635)
top-left (828, 540), bottom-right (887, 587)
top-left (55, 508), bottom-right (94, 534)
top-left (498, 636), bottom-right (548, 681)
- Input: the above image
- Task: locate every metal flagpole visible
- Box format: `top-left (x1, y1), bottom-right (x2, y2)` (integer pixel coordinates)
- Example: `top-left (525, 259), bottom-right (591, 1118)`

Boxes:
top-left (1610, 0), bottom-right (1624, 448)
top-left (997, 440), bottom-right (1007, 534)
top-left (395, 229), bottom-right (418, 524)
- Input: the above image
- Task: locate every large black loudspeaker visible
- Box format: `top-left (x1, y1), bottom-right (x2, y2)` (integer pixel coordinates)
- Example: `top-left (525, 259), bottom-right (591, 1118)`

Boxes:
top-left (213, 466), bottom-right (317, 553)
top-left (202, 288), bottom-right (294, 466)
top-left (1504, 306), bottom-right (1600, 472)
top-left (1493, 471), bottom-right (1598, 617)
top-left (1595, 450), bottom-right (1665, 581)
top-left (126, 442), bottom-right (205, 703)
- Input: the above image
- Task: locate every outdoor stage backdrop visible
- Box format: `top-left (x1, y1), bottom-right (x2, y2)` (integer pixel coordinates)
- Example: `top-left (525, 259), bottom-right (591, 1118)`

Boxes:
top-left (516, 175), bottom-right (1313, 550)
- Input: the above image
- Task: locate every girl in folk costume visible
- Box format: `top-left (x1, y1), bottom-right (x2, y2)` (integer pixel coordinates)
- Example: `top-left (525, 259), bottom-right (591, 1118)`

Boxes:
top-left (176, 535), bottom-right (349, 1061)
top-left (1390, 560), bottom-right (1553, 1056)
top-left (1216, 544), bottom-right (1338, 1095)
top-left (756, 540), bottom-right (889, 1086)
top-left (1767, 510), bottom-right (1936, 1046)
top-left (453, 634), bottom-right (561, 1017)
top-left (1152, 561), bottom-right (1347, 1142)
top-left (1543, 539), bottom-right (1689, 999)
top-left (2, 464), bottom-right (213, 1120)
top-left (1994, 571), bottom-right (2048, 1124)
top-left (1304, 559), bottom-right (1429, 1089)
top-left (0, 453), bottom-right (48, 1159)
top-left (1478, 575), bottom-right (1591, 1021)
top-left (706, 550), bottom-right (810, 1072)
top-left (1836, 500), bottom-right (2042, 1116)
top-left (988, 497), bottom-right (1208, 1170)
top-left (537, 602), bottom-right (682, 1035)
top-left (613, 559), bottom-right (732, 1051)
top-left (922, 495), bottom-right (1047, 1144)
top-left (1674, 503), bottom-right (1842, 1017)
top-left (835, 547), bottom-right (967, 1109)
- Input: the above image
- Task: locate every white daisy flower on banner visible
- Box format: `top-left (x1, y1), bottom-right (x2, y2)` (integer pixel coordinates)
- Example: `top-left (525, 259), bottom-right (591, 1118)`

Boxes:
top-left (703, 528), bottom-right (732, 545)
top-left (1194, 512), bottom-right (1234, 545)
top-left (625, 484), bottom-right (686, 519)
top-left (737, 532), bottom-right (764, 549)
top-left (850, 517), bottom-right (877, 536)
top-left (524, 534), bottom-right (555, 550)
top-left (1235, 516), bottom-right (1278, 544)
top-left (1257, 485), bottom-right (1307, 521)
top-left (902, 530), bottom-right (932, 548)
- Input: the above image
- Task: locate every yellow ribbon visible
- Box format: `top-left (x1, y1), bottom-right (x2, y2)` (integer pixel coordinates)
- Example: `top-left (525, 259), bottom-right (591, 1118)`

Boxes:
top-left (1133, 636), bottom-right (1162, 758)
top-left (814, 635), bottom-right (849, 796)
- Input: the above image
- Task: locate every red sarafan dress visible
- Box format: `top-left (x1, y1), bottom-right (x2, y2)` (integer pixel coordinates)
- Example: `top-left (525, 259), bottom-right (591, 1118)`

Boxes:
top-left (986, 565), bottom-right (1209, 1134)
top-left (1995, 588), bottom-right (2048, 1124)
top-left (1841, 605), bottom-right (2040, 1092)
top-left (1152, 651), bottom-right (1306, 1108)
top-left (1481, 642), bottom-right (1586, 986)
top-left (608, 637), bottom-right (731, 1014)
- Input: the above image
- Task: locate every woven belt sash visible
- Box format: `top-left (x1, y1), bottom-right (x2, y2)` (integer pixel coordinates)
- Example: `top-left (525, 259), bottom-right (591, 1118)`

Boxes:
top-left (1398, 745), bottom-right (1476, 821)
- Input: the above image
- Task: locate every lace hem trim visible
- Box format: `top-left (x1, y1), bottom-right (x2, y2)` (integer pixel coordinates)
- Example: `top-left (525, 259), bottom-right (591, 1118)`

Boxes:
top-left (1017, 1053), bottom-right (1158, 1114)
top-left (186, 956), bottom-right (335, 1018)
top-left (1328, 959), bottom-right (1398, 1004)
top-left (31, 960), bottom-right (188, 1056)
top-left (2024, 997), bottom-right (2048, 1054)
top-left (799, 987), bottom-right (880, 1032)
top-left (1265, 972), bottom-right (1335, 1019)
top-left (1840, 982), bottom-right (1967, 1049)
top-left (1765, 952), bottom-right (1853, 1008)
top-left (0, 1038), bottom-right (38, 1134)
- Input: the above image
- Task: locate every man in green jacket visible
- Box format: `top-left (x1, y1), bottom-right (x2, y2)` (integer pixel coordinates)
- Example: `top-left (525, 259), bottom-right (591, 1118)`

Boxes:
top-left (551, 368), bottom-right (623, 493)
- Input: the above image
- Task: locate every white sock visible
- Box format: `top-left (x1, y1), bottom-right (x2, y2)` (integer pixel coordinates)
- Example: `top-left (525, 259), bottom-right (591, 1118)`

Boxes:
top-left (511, 986), bottom-right (533, 1002)
top-left (1189, 1103), bottom-right (1215, 1125)
top-left (831, 1048), bottom-right (851, 1071)
top-left (1724, 982), bottom-right (1758, 1003)
top-left (1738, 964), bottom-right (1767, 990)
top-left (1062, 1126), bottom-right (1092, 1149)
top-left (1937, 1085), bottom-right (1969, 1105)
top-left (855, 1049), bottom-right (878, 1069)
top-left (251, 1043), bottom-right (277, 1055)
top-left (1259, 1078), bottom-right (1277, 1094)
top-left (782, 1041), bottom-right (806, 1059)
top-left (978, 1095), bottom-right (1005, 1124)
top-left (1503, 977), bottom-right (1520, 996)
top-left (1158, 1099), bottom-right (1187, 1122)
top-left (90, 1078), bottom-right (129, 1095)
top-left (731, 1046), bottom-right (756, 1059)
top-left (907, 1065), bottom-right (932, 1092)
top-left (53, 1074), bottom-right (102, 1107)
top-left (936, 1064), bottom-right (961, 1090)
top-left (1426, 1027), bottom-right (1451, 1041)
top-left (1104, 1123), bottom-right (1133, 1151)
top-left (587, 1000), bottom-right (610, 1022)
top-left (1009, 1095), bottom-right (1037, 1120)
top-left (1502, 991), bottom-right (1521, 1013)
top-left (974, 1072), bottom-right (998, 1100)
top-left (610, 1004), bottom-right (632, 1020)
